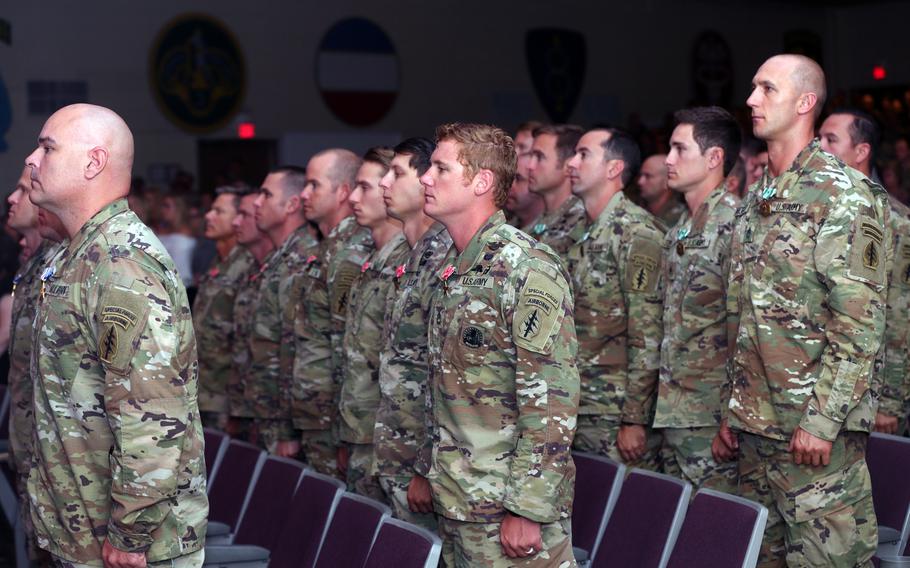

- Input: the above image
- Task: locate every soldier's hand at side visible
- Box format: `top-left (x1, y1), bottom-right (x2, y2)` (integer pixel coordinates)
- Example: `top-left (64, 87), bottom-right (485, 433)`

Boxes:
top-left (617, 424), bottom-right (646, 462)
top-left (275, 440), bottom-right (300, 458)
top-left (712, 419), bottom-right (738, 462)
top-left (788, 427), bottom-right (833, 467)
top-left (102, 539), bottom-right (146, 568)
top-left (874, 412), bottom-right (900, 435)
top-left (407, 474), bottom-right (434, 514)
top-left (336, 446), bottom-right (350, 476)
top-left (500, 512), bottom-right (543, 559)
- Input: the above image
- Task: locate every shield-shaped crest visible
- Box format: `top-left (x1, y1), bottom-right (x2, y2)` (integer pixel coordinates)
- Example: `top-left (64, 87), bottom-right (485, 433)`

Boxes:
top-left (525, 28), bottom-right (586, 123)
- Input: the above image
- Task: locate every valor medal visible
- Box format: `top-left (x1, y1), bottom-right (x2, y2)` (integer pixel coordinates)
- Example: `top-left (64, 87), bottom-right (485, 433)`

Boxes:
top-left (759, 185), bottom-right (776, 217)
top-left (759, 201), bottom-right (772, 217)
top-left (676, 226), bottom-right (689, 255)
top-left (676, 241), bottom-right (685, 255)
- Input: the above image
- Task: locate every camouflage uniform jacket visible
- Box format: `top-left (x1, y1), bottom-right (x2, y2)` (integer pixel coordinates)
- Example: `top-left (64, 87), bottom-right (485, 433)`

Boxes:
top-left (725, 140), bottom-right (890, 442)
top-left (527, 195), bottom-right (587, 255)
top-left (652, 197), bottom-right (688, 229)
top-left (292, 216), bottom-right (372, 431)
top-left (247, 226), bottom-right (318, 436)
top-left (653, 186), bottom-right (739, 429)
top-left (424, 210), bottom-right (579, 524)
top-left (339, 231), bottom-right (411, 445)
top-left (193, 246), bottom-right (254, 414)
top-left (228, 251), bottom-right (272, 418)
top-left (374, 222), bottom-right (453, 477)
top-left (28, 199), bottom-right (207, 562)
top-left (875, 195), bottom-right (910, 418)
top-left (566, 191), bottom-right (665, 425)
top-left (8, 239), bottom-right (58, 477)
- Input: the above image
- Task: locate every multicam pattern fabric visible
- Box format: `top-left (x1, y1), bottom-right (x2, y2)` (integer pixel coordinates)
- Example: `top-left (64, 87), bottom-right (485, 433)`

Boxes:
top-left (228, 251), bottom-right (271, 419)
top-left (725, 139), bottom-right (890, 442)
top-left (876, 195), bottom-right (910, 420)
top-left (424, 210), bottom-right (579, 524)
top-left (28, 199), bottom-right (207, 563)
top-left (339, 231), bottom-right (411, 445)
top-left (652, 197), bottom-right (687, 229)
top-left (374, 222), bottom-right (453, 478)
top-left (247, 226), bottom-right (318, 440)
top-left (654, 185), bottom-right (739, 429)
top-left (193, 246), bottom-right (254, 415)
top-left (566, 191), bottom-right (665, 429)
top-left (292, 217), bottom-right (373, 435)
top-left (527, 195), bottom-right (586, 255)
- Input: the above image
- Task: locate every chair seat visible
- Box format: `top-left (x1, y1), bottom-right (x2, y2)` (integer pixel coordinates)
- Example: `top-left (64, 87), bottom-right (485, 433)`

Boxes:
top-left (877, 556), bottom-right (910, 568)
top-left (204, 544), bottom-right (269, 566)
top-left (882, 527), bottom-right (902, 544)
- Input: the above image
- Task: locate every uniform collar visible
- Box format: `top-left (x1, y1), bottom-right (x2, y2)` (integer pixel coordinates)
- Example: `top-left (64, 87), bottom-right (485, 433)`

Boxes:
top-left (758, 138), bottom-right (820, 201)
top-left (64, 198), bottom-right (130, 259)
top-left (455, 210), bottom-right (506, 274)
top-left (680, 182), bottom-right (729, 235)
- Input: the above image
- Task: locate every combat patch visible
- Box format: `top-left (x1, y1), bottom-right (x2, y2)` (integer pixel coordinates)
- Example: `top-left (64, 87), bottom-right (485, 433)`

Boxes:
top-left (513, 270), bottom-right (565, 354)
top-left (626, 238), bottom-right (661, 293)
top-left (97, 288), bottom-right (149, 374)
top-left (847, 215), bottom-right (886, 286)
top-left (332, 262), bottom-right (360, 316)
top-left (102, 306), bottom-right (139, 329)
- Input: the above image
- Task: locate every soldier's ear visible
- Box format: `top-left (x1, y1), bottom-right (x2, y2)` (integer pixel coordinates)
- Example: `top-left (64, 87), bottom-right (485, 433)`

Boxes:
top-left (797, 92), bottom-right (818, 117)
top-left (472, 169), bottom-right (495, 197)
top-left (707, 147), bottom-right (724, 171)
top-left (606, 158), bottom-right (625, 181)
top-left (285, 193), bottom-right (302, 214)
top-left (336, 182), bottom-right (352, 204)
top-left (85, 146), bottom-right (108, 180)
top-left (855, 142), bottom-right (871, 166)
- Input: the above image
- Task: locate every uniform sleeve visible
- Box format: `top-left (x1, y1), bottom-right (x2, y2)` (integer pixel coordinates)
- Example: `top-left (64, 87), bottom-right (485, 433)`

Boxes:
top-left (799, 193), bottom-right (889, 441)
top-left (249, 272), bottom-right (294, 440)
top-left (278, 272), bottom-right (301, 420)
top-left (97, 259), bottom-right (202, 552)
top-left (502, 261), bottom-right (580, 523)
top-left (619, 230), bottom-right (664, 424)
top-left (292, 265), bottom-right (337, 431)
top-left (877, 231), bottom-right (908, 418)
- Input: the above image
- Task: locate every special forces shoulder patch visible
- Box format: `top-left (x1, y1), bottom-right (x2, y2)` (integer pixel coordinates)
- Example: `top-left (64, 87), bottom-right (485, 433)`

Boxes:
top-left (513, 269), bottom-right (566, 354)
top-left (625, 237), bottom-right (661, 293)
top-left (332, 262), bottom-right (360, 316)
top-left (97, 288), bottom-right (149, 374)
top-left (847, 215), bottom-right (886, 286)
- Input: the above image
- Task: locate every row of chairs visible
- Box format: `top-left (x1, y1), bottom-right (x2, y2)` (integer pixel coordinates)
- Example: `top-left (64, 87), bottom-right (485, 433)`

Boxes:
top-left (571, 452), bottom-right (767, 568)
top-left (203, 429), bottom-right (441, 568)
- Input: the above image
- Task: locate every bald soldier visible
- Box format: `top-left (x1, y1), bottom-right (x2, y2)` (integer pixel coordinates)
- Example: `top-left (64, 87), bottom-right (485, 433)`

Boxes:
top-left (717, 56), bottom-right (887, 567)
top-left (25, 104), bottom-right (207, 567)
top-left (638, 154), bottom-right (686, 228)
top-left (820, 109), bottom-right (910, 436)
top-left (419, 123), bottom-right (579, 566)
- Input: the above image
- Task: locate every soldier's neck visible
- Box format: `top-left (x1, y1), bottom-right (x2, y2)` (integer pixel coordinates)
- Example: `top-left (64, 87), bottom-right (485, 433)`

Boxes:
top-left (317, 206), bottom-right (353, 240)
top-left (646, 190), bottom-right (674, 216)
top-left (268, 217), bottom-right (306, 248)
top-left (766, 128), bottom-right (814, 178)
top-left (683, 175), bottom-right (723, 216)
top-left (445, 204), bottom-right (498, 252)
top-left (215, 237), bottom-right (237, 260)
top-left (541, 181), bottom-right (573, 213)
top-left (370, 218), bottom-right (403, 250)
top-left (401, 213), bottom-right (435, 248)
top-left (516, 197), bottom-right (545, 229)
top-left (583, 183), bottom-right (622, 222)
top-left (248, 239), bottom-right (274, 264)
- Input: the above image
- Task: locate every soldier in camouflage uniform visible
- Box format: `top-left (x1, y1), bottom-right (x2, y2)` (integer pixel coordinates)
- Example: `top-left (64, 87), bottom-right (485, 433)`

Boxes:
top-left (419, 123), bottom-right (579, 567)
top-left (373, 138), bottom-right (449, 529)
top-left (226, 192), bottom-right (274, 441)
top-left (293, 148), bottom-right (370, 476)
top-left (193, 185), bottom-right (254, 429)
top-left (526, 124), bottom-right (587, 254)
top-left (819, 109), bottom-right (910, 435)
top-left (505, 153), bottom-right (544, 232)
top-left (565, 128), bottom-right (665, 470)
top-left (652, 107), bottom-right (741, 493)
top-left (248, 167), bottom-right (318, 456)
top-left (638, 154), bottom-right (687, 228)
top-left (338, 147), bottom-right (411, 500)
top-left (6, 168), bottom-right (64, 562)
top-left (25, 104), bottom-right (207, 566)
top-left (717, 56), bottom-right (885, 567)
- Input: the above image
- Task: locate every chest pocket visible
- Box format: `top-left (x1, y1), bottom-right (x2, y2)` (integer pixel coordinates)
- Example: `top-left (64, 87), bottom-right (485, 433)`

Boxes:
top-left (681, 238), bottom-right (726, 319)
top-left (753, 212), bottom-right (815, 304)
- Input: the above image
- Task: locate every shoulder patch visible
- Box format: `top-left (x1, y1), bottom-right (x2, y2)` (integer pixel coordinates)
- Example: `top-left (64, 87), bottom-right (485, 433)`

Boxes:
top-left (97, 286), bottom-right (150, 374)
top-left (513, 269), bottom-right (566, 354)
top-left (625, 237), bottom-right (661, 293)
top-left (847, 214), bottom-right (886, 287)
top-left (332, 262), bottom-right (360, 316)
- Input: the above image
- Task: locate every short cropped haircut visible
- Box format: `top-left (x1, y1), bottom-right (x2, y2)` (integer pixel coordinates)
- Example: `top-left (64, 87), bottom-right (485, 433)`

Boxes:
top-left (269, 165), bottom-right (308, 197)
top-left (599, 128), bottom-right (641, 186)
top-left (516, 120), bottom-right (544, 134)
top-left (363, 146), bottom-right (395, 174)
top-left (312, 148), bottom-right (362, 190)
top-left (673, 106), bottom-right (743, 176)
top-left (532, 124), bottom-right (584, 166)
top-left (830, 108), bottom-right (882, 163)
top-left (435, 123), bottom-right (516, 208)
top-left (215, 183), bottom-right (254, 209)
top-left (394, 137), bottom-right (435, 175)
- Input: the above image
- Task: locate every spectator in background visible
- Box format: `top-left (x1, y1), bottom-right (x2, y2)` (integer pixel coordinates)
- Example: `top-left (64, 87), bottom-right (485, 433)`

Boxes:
top-left (638, 154), bottom-right (686, 228)
top-left (740, 135), bottom-right (768, 189)
top-left (157, 192), bottom-right (197, 288)
top-left (881, 160), bottom-right (907, 203)
top-left (726, 156), bottom-right (747, 197)
top-left (513, 120), bottom-right (543, 156)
